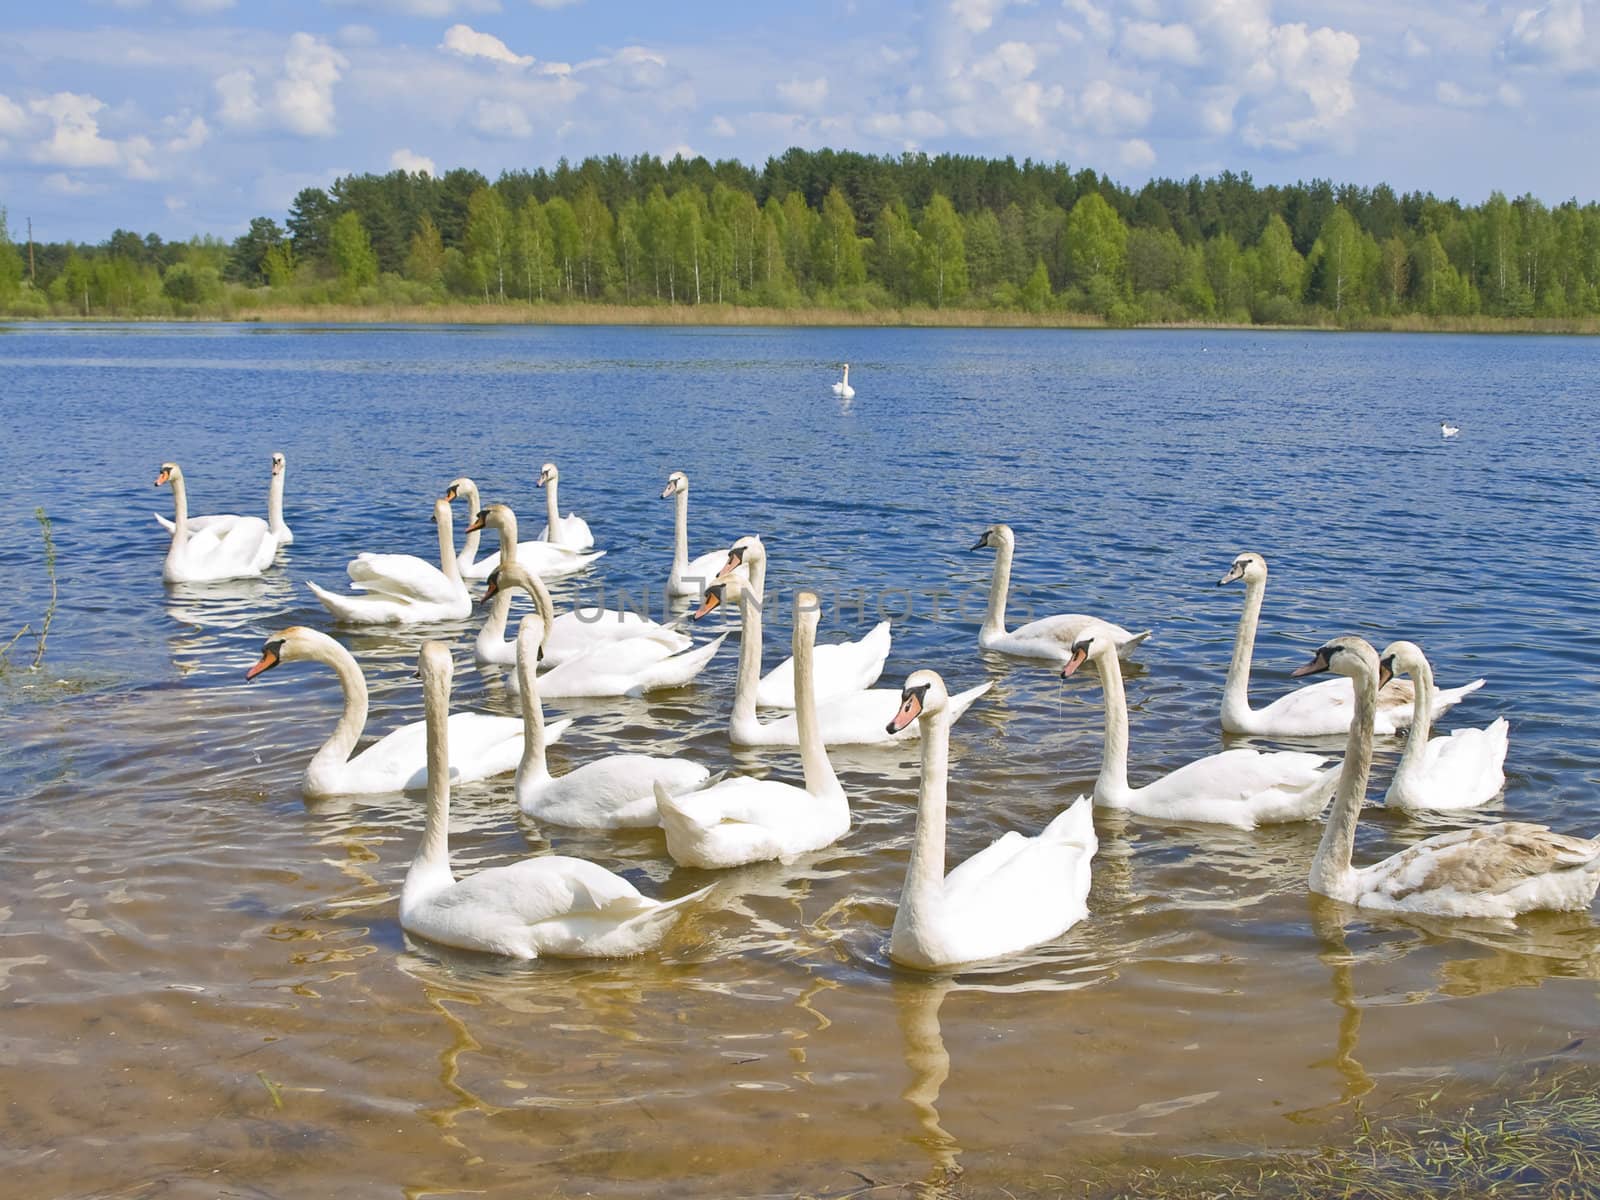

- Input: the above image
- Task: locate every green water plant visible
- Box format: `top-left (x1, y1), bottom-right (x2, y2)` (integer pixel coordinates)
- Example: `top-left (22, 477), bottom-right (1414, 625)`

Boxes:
top-left (1, 507), bottom-right (56, 674)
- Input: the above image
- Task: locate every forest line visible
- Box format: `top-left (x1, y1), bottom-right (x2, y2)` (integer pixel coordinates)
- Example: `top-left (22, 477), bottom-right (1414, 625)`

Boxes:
top-left (3, 147), bottom-right (1598, 328)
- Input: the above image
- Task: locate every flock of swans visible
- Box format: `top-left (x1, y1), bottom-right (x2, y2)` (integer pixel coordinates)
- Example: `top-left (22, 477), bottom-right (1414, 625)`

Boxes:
top-left (156, 451), bottom-right (1600, 970)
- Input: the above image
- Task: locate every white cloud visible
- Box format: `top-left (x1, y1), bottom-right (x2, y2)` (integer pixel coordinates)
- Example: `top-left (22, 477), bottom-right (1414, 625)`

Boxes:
top-left (43, 172), bottom-right (99, 196)
top-left (1402, 28), bottom-right (1429, 58)
top-left (215, 70), bottom-right (261, 124)
top-left (0, 93), bottom-right (28, 138)
top-left (276, 33), bottom-right (347, 136)
top-left (327, 0), bottom-right (500, 15)
top-left (1435, 80), bottom-right (1487, 107)
top-left (710, 114), bottom-right (735, 136)
top-left (471, 98), bottom-right (531, 137)
top-left (1498, 81), bottom-right (1525, 106)
top-left (165, 114), bottom-right (210, 152)
top-left (1502, 0), bottom-right (1594, 70)
top-left (1119, 137), bottom-right (1156, 168)
top-left (777, 77), bottom-right (829, 110)
top-left (950, 0), bottom-right (1013, 34)
top-left (530, 0), bottom-right (582, 7)
top-left (1122, 21), bottom-right (1202, 65)
top-left (30, 93), bottom-right (122, 168)
top-left (441, 23), bottom-right (532, 66)
top-left (1078, 79), bottom-right (1152, 135)
top-left (1062, 0), bottom-right (1113, 41)
top-left (390, 146), bottom-right (436, 174)
top-left (862, 108), bottom-right (949, 142)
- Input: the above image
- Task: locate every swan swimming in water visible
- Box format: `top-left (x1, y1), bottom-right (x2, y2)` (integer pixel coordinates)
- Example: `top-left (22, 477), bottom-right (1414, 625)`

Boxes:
top-left (154, 451), bottom-right (292, 547)
top-left (1440, 421), bottom-right (1460, 438)
top-left (832, 363), bottom-right (855, 399)
top-left (399, 640), bottom-right (711, 959)
top-left (155, 461), bottom-right (280, 583)
top-left (1378, 640), bottom-right (1508, 812)
top-left (1295, 635), bottom-right (1599, 919)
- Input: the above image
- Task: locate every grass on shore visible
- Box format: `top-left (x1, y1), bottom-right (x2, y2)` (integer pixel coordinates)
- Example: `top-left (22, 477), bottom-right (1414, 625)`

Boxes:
top-left (11, 301), bottom-right (1600, 335)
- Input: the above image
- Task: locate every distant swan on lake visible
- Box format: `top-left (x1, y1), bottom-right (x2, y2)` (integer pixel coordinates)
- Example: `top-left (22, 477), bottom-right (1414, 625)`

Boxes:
top-left (1440, 421), bottom-right (1460, 438)
top-left (832, 363), bottom-right (855, 400)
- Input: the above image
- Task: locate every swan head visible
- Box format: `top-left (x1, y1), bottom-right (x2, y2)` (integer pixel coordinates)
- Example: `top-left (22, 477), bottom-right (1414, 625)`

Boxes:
top-left (245, 625), bottom-right (334, 680)
top-left (1218, 551), bottom-right (1267, 587)
top-left (482, 559), bottom-right (536, 605)
top-left (887, 669), bottom-right (947, 734)
top-left (718, 534), bottom-right (765, 579)
top-left (443, 476), bottom-right (477, 504)
top-left (1376, 640), bottom-right (1426, 689)
top-left (271, 452), bottom-right (286, 477)
top-left (661, 470), bottom-right (688, 499)
top-left (536, 462), bottom-right (559, 488)
top-left (466, 503), bottom-right (515, 535)
top-left (1290, 635), bottom-right (1378, 682)
top-left (970, 523), bottom-right (1014, 552)
top-left (1059, 621), bottom-right (1122, 677)
top-left (154, 462), bottom-right (180, 488)
top-left (417, 640), bottom-right (454, 689)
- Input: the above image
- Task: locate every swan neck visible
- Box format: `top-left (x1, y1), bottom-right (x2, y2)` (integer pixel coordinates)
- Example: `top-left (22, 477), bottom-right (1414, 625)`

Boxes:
top-left (435, 504), bottom-right (463, 587)
top-left (1223, 575), bottom-right (1265, 720)
top-left (792, 606), bottom-right (840, 796)
top-left (168, 470), bottom-right (190, 537)
top-left (517, 566), bottom-right (556, 626)
top-left (900, 709), bottom-right (951, 920)
top-left (309, 637), bottom-right (369, 779)
top-left (477, 587), bottom-right (513, 658)
top-left (732, 575), bottom-right (763, 728)
top-left (1312, 667), bottom-right (1376, 893)
top-left (982, 541), bottom-right (1012, 638)
top-left (457, 482), bottom-right (482, 568)
top-left (267, 467), bottom-right (287, 536)
top-left (1395, 658), bottom-right (1435, 777)
top-left (1095, 651), bottom-right (1132, 804)
top-left (514, 631), bottom-right (548, 781)
top-left (545, 477), bottom-right (560, 531)
top-left (672, 488), bottom-right (689, 572)
top-left (410, 659), bottom-right (454, 885)
top-left (492, 507), bottom-right (518, 567)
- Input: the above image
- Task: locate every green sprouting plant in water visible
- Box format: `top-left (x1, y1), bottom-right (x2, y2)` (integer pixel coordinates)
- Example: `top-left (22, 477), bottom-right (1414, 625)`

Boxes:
top-left (1, 508), bottom-right (57, 673)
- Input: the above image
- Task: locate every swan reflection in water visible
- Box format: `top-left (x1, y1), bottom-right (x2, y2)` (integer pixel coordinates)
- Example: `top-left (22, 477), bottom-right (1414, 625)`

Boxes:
top-left (894, 974), bottom-right (962, 1185)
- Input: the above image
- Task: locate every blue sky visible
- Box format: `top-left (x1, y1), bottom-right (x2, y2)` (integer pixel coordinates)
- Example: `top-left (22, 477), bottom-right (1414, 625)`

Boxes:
top-left (1, 1), bottom-right (1595, 244)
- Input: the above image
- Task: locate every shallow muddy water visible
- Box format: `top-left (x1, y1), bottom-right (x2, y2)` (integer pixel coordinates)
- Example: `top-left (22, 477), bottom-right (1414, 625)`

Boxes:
top-left (1, 323), bottom-right (1597, 1197)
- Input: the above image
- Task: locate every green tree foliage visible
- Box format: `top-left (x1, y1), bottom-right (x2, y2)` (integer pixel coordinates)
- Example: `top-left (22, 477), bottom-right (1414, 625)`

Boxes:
top-left (328, 211), bottom-right (379, 291)
top-left (10, 147), bottom-right (1600, 323)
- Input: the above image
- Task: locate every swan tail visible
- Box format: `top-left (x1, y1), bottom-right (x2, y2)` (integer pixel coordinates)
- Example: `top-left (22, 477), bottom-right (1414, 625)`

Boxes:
top-left (629, 634), bottom-right (727, 694)
top-left (1117, 629), bottom-right (1154, 657)
top-left (154, 512), bottom-right (176, 533)
top-left (1437, 677), bottom-right (1487, 709)
top-left (654, 779), bottom-right (712, 842)
top-left (1042, 796), bottom-right (1098, 852)
top-left (306, 579), bottom-right (356, 619)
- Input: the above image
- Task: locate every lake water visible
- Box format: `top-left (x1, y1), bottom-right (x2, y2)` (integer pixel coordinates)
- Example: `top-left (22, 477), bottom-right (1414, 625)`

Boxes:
top-left (1, 322), bottom-right (1597, 1197)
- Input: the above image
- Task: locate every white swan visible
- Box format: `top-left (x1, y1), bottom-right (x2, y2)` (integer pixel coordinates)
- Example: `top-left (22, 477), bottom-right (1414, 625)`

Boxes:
top-left (155, 451), bottom-right (293, 546)
top-left (1062, 622), bottom-right (1337, 828)
top-left (1295, 636), bottom-right (1599, 918)
top-left (535, 462), bottom-right (595, 550)
top-left (887, 669), bottom-right (1097, 970)
top-left (972, 524), bottom-right (1150, 663)
top-left (1441, 421), bottom-right (1460, 438)
top-left (510, 613), bottom-right (710, 829)
top-left (155, 461), bottom-right (279, 583)
top-left (654, 589), bottom-right (850, 868)
top-left (486, 560), bottom-right (725, 698)
top-left (1379, 640), bottom-right (1509, 811)
top-left (700, 534), bottom-right (889, 708)
top-left (832, 363), bottom-right (855, 399)
top-left (479, 554), bottom-right (690, 669)
top-left (399, 640), bottom-right (711, 959)
top-left (245, 626), bottom-right (565, 798)
top-left (662, 470), bottom-right (736, 598)
top-left (306, 497), bottom-right (471, 625)
top-left (445, 479), bottom-right (604, 580)
top-left (1217, 552), bottom-right (1485, 736)
top-left (699, 567), bottom-right (990, 748)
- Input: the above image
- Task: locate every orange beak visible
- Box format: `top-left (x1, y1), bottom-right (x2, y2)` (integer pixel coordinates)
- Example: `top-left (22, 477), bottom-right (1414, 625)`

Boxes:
top-left (445, 484), bottom-right (459, 501)
top-left (715, 552), bottom-right (742, 580)
top-left (886, 691), bottom-right (924, 735)
top-left (660, 482), bottom-right (675, 499)
top-left (692, 590), bottom-right (722, 620)
top-left (245, 647), bottom-right (280, 680)
top-left (1060, 645), bottom-right (1089, 678)
top-left (465, 514), bottom-right (487, 533)
top-left (154, 467), bottom-right (172, 487)
top-left (480, 580), bottom-right (500, 606)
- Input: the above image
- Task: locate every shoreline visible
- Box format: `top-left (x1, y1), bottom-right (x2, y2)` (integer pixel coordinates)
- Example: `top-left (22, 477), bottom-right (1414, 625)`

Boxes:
top-left (5, 302), bottom-right (1600, 335)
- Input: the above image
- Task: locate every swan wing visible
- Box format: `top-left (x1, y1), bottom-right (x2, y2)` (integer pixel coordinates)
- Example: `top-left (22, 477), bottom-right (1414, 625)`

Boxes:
top-left (755, 621), bottom-right (891, 707)
top-left (1359, 822), bottom-right (1600, 915)
top-left (656, 776), bottom-right (822, 867)
top-left (347, 553), bottom-right (459, 605)
top-left (526, 755), bottom-right (709, 829)
top-left (342, 712), bottom-right (524, 792)
top-left (1134, 748), bottom-right (1332, 827)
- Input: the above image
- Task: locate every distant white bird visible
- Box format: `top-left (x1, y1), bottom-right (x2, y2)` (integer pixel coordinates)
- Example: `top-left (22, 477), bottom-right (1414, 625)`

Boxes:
top-left (832, 363), bottom-right (855, 400)
top-left (1441, 421), bottom-right (1460, 438)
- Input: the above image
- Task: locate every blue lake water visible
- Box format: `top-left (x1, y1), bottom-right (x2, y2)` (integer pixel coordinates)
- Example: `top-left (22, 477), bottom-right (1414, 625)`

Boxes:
top-left (1, 322), bottom-right (1598, 1196)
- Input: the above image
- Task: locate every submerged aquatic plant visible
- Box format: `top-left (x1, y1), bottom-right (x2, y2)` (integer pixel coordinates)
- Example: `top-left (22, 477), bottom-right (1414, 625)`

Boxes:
top-left (0, 507), bottom-right (56, 674)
